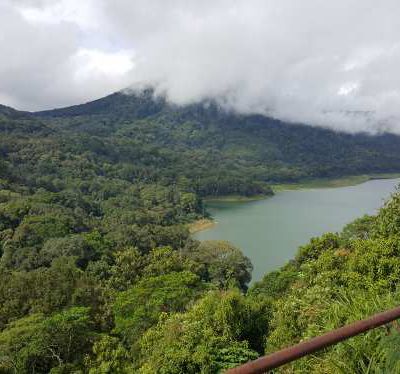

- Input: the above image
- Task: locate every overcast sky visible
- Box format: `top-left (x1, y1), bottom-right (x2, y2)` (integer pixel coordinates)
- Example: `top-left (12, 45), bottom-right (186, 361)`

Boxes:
top-left (1, 0), bottom-right (400, 133)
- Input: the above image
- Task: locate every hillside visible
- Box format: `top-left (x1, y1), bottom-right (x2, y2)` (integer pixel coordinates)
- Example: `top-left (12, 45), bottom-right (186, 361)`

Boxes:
top-left (36, 89), bottom-right (400, 188)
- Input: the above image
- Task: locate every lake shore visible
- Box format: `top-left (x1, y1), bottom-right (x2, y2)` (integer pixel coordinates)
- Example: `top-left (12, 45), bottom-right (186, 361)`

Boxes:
top-left (204, 194), bottom-right (270, 203)
top-left (201, 173), bottom-right (400, 202)
top-left (271, 173), bottom-right (400, 192)
top-left (188, 173), bottom-right (400, 234)
top-left (188, 218), bottom-right (216, 233)
top-left (192, 174), bottom-right (400, 234)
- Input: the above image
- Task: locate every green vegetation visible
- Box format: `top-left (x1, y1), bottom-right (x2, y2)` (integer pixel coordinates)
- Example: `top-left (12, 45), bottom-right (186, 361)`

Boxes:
top-left (272, 173), bottom-right (400, 192)
top-left (204, 194), bottom-right (270, 202)
top-left (250, 191), bottom-right (400, 373)
top-left (35, 90), bottom-right (400, 191)
top-left (1, 90), bottom-right (400, 372)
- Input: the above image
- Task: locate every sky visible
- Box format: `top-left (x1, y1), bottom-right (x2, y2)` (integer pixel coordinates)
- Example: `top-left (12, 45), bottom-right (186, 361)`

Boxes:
top-left (1, 0), bottom-right (400, 133)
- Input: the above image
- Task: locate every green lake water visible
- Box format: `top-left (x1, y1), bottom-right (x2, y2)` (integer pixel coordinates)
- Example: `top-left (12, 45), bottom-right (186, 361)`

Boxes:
top-left (194, 178), bottom-right (400, 283)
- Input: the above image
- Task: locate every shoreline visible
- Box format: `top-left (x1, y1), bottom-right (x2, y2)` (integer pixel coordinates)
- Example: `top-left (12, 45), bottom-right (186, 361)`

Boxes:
top-left (188, 218), bottom-right (216, 234)
top-left (190, 173), bottom-right (400, 234)
top-left (271, 173), bottom-right (400, 193)
top-left (203, 194), bottom-right (270, 203)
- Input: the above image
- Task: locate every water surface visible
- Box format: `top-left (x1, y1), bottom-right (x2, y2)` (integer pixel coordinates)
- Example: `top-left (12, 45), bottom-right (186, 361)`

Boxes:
top-left (195, 178), bottom-right (400, 282)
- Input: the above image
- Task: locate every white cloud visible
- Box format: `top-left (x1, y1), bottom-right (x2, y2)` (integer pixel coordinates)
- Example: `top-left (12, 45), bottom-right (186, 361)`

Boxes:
top-left (0, 0), bottom-right (134, 110)
top-left (337, 83), bottom-right (359, 97)
top-left (1, 0), bottom-right (400, 133)
top-left (17, 0), bottom-right (99, 28)
top-left (73, 48), bottom-right (134, 78)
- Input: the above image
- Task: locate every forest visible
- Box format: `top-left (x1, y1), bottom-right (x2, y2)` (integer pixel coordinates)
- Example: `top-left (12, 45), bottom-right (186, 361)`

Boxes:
top-left (1, 91), bottom-right (400, 372)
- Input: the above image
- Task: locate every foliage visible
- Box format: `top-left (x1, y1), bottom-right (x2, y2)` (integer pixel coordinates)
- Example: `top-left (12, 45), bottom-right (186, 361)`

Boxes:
top-left (0, 307), bottom-right (93, 374)
top-left (186, 240), bottom-right (253, 291)
top-left (0, 257), bottom-right (104, 329)
top-left (86, 335), bottom-right (133, 374)
top-left (1, 91), bottom-right (400, 372)
top-left (136, 290), bottom-right (271, 373)
top-left (113, 271), bottom-right (205, 346)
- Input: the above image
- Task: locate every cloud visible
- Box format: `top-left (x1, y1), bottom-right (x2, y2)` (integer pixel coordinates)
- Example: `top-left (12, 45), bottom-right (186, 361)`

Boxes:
top-left (0, 0), bottom-right (134, 110)
top-left (1, 0), bottom-right (400, 133)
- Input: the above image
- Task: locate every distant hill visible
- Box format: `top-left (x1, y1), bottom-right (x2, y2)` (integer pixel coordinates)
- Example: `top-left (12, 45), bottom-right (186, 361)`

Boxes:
top-left (0, 104), bottom-right (50, 134)
top-left (34, 89), bottom-right (400, 187)
top-left (1, 89), bottom-right (400, 197)
top-left (36, 89), bottom-right (166, 120)
top-left (0, 104), bottom-right (31, 119)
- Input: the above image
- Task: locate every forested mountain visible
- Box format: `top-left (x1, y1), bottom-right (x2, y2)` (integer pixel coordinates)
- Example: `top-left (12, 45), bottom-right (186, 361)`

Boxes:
top-left (2, 89), bottom-right (400, 200)
top-left (1, 90), bottom-right (400, 372)
top-left (36, 89), bottom-right (400, 187)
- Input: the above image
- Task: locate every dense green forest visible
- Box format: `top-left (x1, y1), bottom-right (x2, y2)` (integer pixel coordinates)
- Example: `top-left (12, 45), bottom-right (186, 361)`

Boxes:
top-left (36, 90), bottom-right (400, 187)
top-left (2, 91), bottom-right (400, 372)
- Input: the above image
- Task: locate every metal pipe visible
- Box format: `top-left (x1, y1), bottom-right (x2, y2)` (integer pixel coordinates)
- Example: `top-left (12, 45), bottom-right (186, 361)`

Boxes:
top-left (225, 305), bottom-right (400, 374)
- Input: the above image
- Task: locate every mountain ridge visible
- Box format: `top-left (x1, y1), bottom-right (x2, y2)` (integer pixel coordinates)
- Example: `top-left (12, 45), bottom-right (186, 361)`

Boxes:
top-left (30, 90), bottom-right (400, 183)
top-left (2, 89), bottom-right (400, 192)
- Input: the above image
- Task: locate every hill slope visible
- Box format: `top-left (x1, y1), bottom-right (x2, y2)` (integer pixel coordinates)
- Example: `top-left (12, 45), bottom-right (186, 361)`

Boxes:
top-left (36, 90), bottom-right (400, 188)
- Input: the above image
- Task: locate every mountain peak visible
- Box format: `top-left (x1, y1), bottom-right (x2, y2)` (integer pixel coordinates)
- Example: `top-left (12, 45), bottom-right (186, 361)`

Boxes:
top-left (34, 89), bottom-right (166, 120)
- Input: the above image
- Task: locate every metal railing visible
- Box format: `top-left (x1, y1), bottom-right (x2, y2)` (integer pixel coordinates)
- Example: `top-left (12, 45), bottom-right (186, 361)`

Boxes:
top-left (225, 306), bottom-right (400, 374)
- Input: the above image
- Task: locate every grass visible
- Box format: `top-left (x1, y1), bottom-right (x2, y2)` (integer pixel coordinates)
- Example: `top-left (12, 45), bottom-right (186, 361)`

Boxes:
top-left (271, 173), bottom-right (400, 193)
top-left (203, 194), bottom-right (270, 203)
top-left (202, 174), bottom-right (400, 201)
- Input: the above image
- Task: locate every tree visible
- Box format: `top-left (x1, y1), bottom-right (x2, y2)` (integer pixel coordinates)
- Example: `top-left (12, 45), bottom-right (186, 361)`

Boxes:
top-left (373, 190), bottom-right (400, 238)
top-left (137, 290), bottom-right (270, 373)
top-left (0, 257), bottom-right (103, 329)
top-left (0, 307), bottom-right (93, 374)
top-left (186, 240), bottom-right (253, 291)
top-left (142, 247), bottom-right (200, 278)
top-left (113, 271), bottom-right (205, 346)
top-left (40, 235), bottom-right (91, 268)
top-left (341, 214), bottom-right (376, 242)
top-left (108, 247), bottom-right (144, 291)
top-left (87, 335), bottom-right (132, 374)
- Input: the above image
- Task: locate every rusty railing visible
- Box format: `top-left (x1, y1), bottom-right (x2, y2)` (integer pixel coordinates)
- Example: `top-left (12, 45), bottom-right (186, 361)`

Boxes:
top-left (225, 305), bottom-right (400, 374)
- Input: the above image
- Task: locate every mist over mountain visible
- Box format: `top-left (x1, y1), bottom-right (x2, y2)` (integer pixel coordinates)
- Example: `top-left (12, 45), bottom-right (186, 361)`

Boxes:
top-left (2, 0), bottom-right (400, 134)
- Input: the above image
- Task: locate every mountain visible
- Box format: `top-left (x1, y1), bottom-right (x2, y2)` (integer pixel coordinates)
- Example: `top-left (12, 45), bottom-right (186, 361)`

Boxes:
top-left (2, 89), bottom-right (400, 199)
top-left (35, 89), bottom-right (400, 186)
top-left (36, 89), bottom-right (166, 120)
top-left (0, 104), bottom-right (50, 134)
top-left (0, 104), bottom-right (29, 118)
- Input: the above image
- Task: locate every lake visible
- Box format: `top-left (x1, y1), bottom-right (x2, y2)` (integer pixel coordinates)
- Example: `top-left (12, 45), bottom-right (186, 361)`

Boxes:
top-left (194, 178), bottom-right (400, 283)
